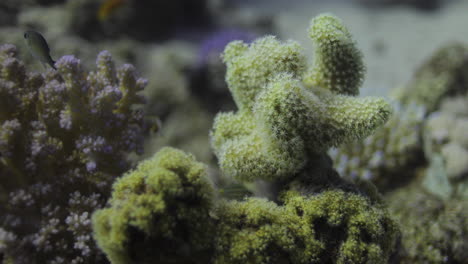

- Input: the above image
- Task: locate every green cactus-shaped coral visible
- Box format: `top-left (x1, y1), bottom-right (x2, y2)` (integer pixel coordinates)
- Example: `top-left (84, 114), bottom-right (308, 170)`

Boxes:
top-left (304, 14), bottom-right (365, 95)
top-left (211, 14), bottom-right (391, 182)
top-left (92, 147), bottom-right (215, 264)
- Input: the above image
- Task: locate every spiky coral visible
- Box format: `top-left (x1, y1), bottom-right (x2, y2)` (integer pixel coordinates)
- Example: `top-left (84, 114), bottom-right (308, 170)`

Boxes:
top-left (0, 44), bottom-right (152, 263)
top-left (303, 14), bottom-right (365, 96)
top-left (211, 14), bottom-right (392, 182)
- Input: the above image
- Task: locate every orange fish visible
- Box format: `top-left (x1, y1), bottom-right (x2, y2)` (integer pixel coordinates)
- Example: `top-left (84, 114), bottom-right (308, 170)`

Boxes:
top-left (97, 0), bottom-right (127, 21)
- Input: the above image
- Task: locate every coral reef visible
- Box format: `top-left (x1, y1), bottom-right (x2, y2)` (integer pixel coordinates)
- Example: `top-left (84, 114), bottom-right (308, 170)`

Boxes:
top-left (93, 147), bottom-right (215, 264)
top-left (211, 14), bottom-right (392, 182)
top-left (215, 189), bottom-right (398, 264)
top-left (422, 95), bottom-right (468, 200)
top-left (393, 43), bottom-right (468, 113)
top-left (329, 102), bottom-right (426, 190)
top-left (388, 184), bottom-right (468, 263)
top-left (0, 44), bottom-right (152, 263)
top-left (93, 13), bottom-right (399, 264)
top-left (93, 147), bottom-right (399, 264)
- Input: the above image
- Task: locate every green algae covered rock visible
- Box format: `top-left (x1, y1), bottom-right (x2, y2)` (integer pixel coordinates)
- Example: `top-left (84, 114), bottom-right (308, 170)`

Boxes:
top-left (92, 147), bottom-right (215, 264)
top-left (214, 190), bottom-right (398, 264)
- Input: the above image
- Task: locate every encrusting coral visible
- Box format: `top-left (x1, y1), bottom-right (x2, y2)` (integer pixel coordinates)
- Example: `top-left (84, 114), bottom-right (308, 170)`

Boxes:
top-left (92, 13), bottom-right (399, 264)
top-left (211, 14), bottom-right (392, 182)
top-left (0, 44), bottom-right (153, 263)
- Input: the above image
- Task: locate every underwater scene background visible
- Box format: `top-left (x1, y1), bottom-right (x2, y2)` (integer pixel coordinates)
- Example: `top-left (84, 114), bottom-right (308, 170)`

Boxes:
top-left (0, 0), bottom-right (467, 263)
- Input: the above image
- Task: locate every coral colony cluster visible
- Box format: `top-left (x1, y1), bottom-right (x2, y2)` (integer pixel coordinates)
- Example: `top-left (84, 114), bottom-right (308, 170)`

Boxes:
top-left (1, 9), bottom-right (468, 264)
top-left (0, 45), bottom-right (152, 263)
top-left (92, 14), bottom-right (399, 264)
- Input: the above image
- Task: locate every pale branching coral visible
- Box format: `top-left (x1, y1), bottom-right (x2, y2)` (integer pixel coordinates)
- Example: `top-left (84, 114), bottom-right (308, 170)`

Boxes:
top-left (422, 95), bottom-right (468, 199)
top-left (211, 14), bottom-right (391, 182)
top-left (330, 103), bottom-right (426, 190)
top-left (0, 44), bottom-right (152, 263)
top-left (92, 147), bottom-right (215, 264)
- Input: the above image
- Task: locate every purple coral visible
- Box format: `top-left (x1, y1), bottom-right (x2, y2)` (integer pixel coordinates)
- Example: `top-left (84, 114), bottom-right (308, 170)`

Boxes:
top-left (0, 45), bottom-right (153, 263)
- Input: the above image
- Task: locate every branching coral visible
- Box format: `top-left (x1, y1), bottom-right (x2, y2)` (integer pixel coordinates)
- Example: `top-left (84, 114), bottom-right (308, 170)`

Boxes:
top-left (329, 102), bottom-right (426, 190)
top-left (0, 44), bottom-right (152, 263)
top-left (211, 14), bottom-right (392, 182)
top-left (92, 13), bottom-right (399, 264)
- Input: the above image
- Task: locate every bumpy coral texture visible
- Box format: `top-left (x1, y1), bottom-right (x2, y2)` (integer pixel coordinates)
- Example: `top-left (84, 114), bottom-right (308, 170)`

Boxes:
top-left (330, 103), bottom-right (426, 190)
top-left (211, 14), bottom-right (392, 182)
top-left (215, 190), bottom-right (398, 264)
top-left (422, 95), bottom-right (468, 199)
top-left (92, 148), bottom-right (399, 264)
top-left (0, 44), bottom-right (151, 263)
top-left (388, 185), bottom-right (468, 263)
top-left (92, 147), bottom-right (215, 264)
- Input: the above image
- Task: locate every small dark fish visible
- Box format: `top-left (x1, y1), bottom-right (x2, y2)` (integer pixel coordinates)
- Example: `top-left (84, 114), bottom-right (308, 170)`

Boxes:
top-left (24, 30), bottom-right (56, 70)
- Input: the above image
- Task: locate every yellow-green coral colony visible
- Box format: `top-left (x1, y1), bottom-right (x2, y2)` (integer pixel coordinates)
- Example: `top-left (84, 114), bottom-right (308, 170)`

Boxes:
top-left (92, 147), bottom-right (399, 264)
top-left (211, 13), bottom-right (392, 182)
top-left (89, 13), bottom-right (401, 264)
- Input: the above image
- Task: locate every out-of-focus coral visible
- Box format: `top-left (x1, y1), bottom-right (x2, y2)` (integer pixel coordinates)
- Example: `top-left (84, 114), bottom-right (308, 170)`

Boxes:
top-left (0, 44), bottom-right (153, 263)
top-left (329, 102), bottom-right (426, 190)
top-left (93, 147), bottom-right (215, 264)
top-left (141, 42), bottom-right (196, 117)
top-left (388, 184), bottom-right (468, 263)
top-left (211, 14), bottom-right (392, 182)
top-left (422, 95), bottom-right (468, 200)
top-left (393, 43), bottom-right (468, 113)
top-left (144, 102), bottom-right (214, 164)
